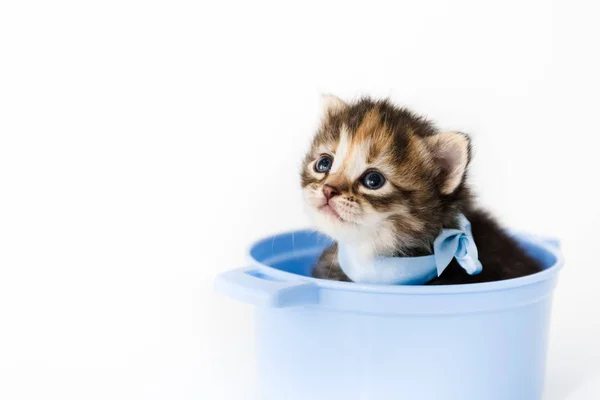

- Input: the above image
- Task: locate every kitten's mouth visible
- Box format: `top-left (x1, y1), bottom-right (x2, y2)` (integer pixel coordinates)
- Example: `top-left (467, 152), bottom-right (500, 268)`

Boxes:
top-left (319, 204), bottom-right (344, 221)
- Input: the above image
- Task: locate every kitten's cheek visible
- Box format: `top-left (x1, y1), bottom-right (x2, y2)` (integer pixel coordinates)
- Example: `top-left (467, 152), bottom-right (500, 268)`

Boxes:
top-left (302, 189), bottom-right (325, 208)
top-left (360, 205), bottom-right (383, 223)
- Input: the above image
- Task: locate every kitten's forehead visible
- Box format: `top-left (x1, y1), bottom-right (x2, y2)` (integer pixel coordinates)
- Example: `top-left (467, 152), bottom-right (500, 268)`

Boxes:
top-left (328, 127), bottom-right (389, 183)
top-left (319, 109), bottom-right (410, 184)
top-left (306, 99), bottom-right (439, 192)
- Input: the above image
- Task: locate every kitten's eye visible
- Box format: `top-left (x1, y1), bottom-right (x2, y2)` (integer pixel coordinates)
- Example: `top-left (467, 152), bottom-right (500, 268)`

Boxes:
top-left (361, 171), bottom-right (386, 190)
top-left (314, 155), bottom-right (333, 173)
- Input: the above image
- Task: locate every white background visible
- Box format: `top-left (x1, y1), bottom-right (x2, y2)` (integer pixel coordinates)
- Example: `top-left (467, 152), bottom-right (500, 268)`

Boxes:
top-left (1, 0), bottom-right (599, 399)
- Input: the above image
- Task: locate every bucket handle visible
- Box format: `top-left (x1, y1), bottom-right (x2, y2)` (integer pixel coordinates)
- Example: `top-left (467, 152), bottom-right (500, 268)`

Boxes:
top-left (214, 268), bottom-right (319, 308)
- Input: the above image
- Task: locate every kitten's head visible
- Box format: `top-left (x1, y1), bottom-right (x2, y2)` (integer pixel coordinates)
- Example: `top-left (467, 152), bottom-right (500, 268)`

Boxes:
top-left (301, 95), bottom-right (472, 258)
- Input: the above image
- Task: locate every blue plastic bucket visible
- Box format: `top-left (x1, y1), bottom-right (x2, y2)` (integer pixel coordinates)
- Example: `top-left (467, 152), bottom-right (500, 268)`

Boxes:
top-left (215, 230), bottom-right (563, 400)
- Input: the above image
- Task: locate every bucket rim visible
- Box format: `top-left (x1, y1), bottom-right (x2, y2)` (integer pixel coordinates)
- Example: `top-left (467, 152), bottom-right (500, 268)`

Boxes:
top-left (248, 229), bottom-right (564, 295)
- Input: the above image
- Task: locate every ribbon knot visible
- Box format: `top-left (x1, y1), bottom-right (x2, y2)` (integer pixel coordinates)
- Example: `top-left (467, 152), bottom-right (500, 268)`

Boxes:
top-left (433, 214), bottom-right (483, 277)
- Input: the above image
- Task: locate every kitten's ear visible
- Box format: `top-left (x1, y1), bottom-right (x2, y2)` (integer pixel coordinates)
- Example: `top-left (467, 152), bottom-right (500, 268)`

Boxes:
top-left (321, 94), bottom-right (347, 115)
top-left (423, 132), bottom-right (471, 195)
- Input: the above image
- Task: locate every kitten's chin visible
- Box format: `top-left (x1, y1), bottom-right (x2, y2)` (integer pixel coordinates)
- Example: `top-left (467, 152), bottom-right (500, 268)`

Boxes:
top-left (319, 204), bottom-right (344, 222)
top-left (307, 205), bottom-right (402, 259)
top-left (306, 205), bottom-right (351, 238)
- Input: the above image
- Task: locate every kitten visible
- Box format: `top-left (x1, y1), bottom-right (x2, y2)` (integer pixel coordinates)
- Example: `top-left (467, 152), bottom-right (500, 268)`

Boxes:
top-left (301, 95), bottom-right (542, 285)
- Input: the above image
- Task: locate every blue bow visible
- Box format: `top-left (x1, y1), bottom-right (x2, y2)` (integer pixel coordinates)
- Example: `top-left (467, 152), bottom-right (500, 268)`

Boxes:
top-left (433, 214), bottom-right (483, 277)
top-left (336, 214), bottom-right (483, 285)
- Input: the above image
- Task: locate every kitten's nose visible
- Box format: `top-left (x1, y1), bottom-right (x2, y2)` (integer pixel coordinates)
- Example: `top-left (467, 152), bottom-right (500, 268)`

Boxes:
top-left (323, 184), bottom-right (340, 200)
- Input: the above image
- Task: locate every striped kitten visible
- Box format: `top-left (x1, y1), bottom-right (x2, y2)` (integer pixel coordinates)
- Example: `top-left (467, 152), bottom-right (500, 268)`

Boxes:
top-left (301, 95), bottom-right (542, 284)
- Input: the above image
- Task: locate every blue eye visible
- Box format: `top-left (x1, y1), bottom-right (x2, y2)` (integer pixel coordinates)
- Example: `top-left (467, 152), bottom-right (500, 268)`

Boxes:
top-left (314, 156), bottom-right (333, 173)
top-left (361, 171), bottom-right (386, 189)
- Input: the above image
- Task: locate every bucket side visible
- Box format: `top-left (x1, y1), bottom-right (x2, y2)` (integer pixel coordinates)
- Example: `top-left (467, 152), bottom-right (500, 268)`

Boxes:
top-left (255, 294), bottom-right (555, 400)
